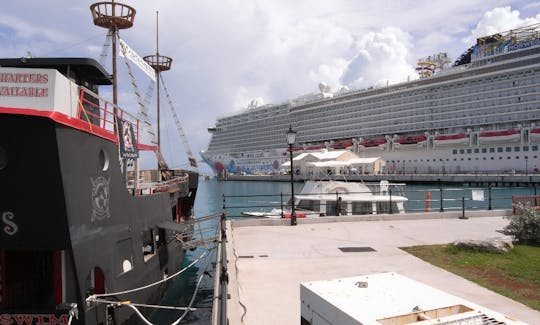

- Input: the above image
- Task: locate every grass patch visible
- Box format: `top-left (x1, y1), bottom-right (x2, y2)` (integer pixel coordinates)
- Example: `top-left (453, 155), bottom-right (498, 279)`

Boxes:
top-left (401, 244), bottom-right (540, 311)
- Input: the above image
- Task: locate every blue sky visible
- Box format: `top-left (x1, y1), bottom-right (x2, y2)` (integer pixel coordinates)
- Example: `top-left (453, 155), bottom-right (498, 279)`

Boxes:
top-left (1, 1), bottom-right (539, 172)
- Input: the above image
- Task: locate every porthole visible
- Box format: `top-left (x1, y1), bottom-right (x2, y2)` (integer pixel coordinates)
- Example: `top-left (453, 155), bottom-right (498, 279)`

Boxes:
top-left (99, 149), bottom-right (109, 171)
top-left (0, 146), bottom-right (6, 170)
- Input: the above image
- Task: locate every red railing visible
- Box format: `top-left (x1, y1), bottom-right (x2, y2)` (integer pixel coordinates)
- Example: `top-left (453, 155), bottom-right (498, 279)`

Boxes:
top-left (76, 87), bottom-right (156, 151)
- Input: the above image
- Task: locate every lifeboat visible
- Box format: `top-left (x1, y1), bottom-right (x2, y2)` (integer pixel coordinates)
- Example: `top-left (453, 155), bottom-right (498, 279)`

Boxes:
top-left (530, 128), bottom-right (540, 142)
top-left (395, 134), bottom-right (427, 145)
top-left (360, 138), bottom-right (386, 148)
top-left (330, 139), bottom-right (353, 149)
top-left (478, 129), bottom-right (520, 143)
top-left (305, 144), bottom-right (325, 150)
top-left (433, 133), bottom-right (469, 146)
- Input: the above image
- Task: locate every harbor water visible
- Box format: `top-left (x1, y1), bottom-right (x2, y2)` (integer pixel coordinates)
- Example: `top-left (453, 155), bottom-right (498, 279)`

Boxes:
top-left (166, 177), bottom-right (537, 324)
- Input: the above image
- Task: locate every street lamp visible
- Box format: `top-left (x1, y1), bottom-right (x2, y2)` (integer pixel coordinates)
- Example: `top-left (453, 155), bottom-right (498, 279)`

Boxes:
top-left (286, 125), bottom-right (297, 226)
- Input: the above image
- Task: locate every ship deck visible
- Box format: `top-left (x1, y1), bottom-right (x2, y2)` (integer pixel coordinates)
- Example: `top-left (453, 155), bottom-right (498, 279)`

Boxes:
top-left (224, 211), bottom-right (540, 324)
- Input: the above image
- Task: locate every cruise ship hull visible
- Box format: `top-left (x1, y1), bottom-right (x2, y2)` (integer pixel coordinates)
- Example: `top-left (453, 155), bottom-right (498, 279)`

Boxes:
top-left (203, 24), bottom-right (540, 176)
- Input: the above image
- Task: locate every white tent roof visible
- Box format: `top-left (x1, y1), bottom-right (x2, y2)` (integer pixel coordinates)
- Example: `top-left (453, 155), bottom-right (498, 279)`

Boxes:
top-left (308, 161), bottom-right (351, 167)
top-left (349, 157), bottom-right (381, 164)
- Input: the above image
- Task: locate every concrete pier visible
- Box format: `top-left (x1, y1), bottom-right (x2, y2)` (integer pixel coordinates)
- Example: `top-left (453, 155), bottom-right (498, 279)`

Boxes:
top-left (224, 211), bottom-right (540, 324)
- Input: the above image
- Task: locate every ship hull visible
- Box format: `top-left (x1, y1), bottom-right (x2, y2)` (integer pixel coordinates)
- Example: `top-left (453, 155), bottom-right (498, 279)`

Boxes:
top-left (0, 114), bottom-right (197, 324)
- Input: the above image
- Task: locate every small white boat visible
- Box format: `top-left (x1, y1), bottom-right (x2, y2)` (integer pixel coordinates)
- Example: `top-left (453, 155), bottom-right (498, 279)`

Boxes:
top-left (242, 180), bottom-right (408, 218)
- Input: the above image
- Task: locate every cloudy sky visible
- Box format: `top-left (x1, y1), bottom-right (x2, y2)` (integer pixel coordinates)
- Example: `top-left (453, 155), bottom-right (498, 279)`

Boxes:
top-left (1, 1), bottom-right (539, 172)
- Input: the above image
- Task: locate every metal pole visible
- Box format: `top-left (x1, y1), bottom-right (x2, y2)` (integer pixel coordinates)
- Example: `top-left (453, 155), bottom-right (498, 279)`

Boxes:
top-left (222, 194), bottom-right (226, 210)
top-left (389, 187), bottom-right (393, 214)
top-left (289, 144), bottom-right (296, 226)
top-left (488, 185), bottom-right (492, 210)
top-left (439, 187), bottom-right (444, 212)
top-left (459, 196), bottom-right (468, 219)
top-left (280, 192), bottom-right (284, 219)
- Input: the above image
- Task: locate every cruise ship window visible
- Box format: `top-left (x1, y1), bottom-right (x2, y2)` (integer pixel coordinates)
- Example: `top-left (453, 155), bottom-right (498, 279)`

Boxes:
top-left (499, 157), bottom-right (503, 159)
top-left (483, 157), bottom-right (486, 160)
top-left (474, 149), bottom-right (479, 153)
top-left (459, 149), bottom-right (465, 154)
top-left (453, 158), bottom-right (457, 161)
top-left (467, 149), bottom-right (472, 154)
top-left (533, 145), bottom-right (539, 151)
top-left (491, 157), bottom-right (494, 160)
top-left (498, 147), bottom-right (503, 152)
top-left (481, 148), bottom-right (487, 153)
top-left (490, 148), bottom-right (495, 153)
top-left (514, 147), bottom-right (520, 152)
top-left (506, 147), bottom-right (512, 152)
top-left (460, 158), bottom-right (464, 161)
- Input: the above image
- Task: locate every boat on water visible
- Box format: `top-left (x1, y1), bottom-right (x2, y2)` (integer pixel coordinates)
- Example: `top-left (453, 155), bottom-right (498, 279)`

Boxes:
top-left (242, 180), bottom-right (407, 218)
top-left (202, 23), bottom-right (540, 176)
top-left (0, 3), bottom-right (199, 325)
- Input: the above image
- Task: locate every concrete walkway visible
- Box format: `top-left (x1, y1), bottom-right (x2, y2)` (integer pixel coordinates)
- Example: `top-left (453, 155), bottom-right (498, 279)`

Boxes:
top-left (225, 212), bottom-right (540, 324)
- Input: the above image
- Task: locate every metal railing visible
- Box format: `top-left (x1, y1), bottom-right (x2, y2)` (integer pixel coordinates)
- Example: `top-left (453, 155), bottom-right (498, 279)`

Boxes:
top-left (221, 185), bottom-right (539, 218)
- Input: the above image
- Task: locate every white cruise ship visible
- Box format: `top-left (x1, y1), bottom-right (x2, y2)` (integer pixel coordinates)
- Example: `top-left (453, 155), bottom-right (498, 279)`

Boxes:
top-left (202, 24), bottom-right (540, 175)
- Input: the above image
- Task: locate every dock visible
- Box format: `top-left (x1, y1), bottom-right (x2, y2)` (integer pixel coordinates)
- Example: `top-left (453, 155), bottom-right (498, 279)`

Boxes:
top-left (222, 210), bottom-right (540, 324)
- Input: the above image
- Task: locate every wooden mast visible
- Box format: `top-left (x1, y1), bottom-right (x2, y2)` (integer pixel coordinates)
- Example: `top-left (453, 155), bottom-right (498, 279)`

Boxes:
top-left (90, 0), bottom-right (136, 117)
top-left (144, 12), bottom-right (173, 169)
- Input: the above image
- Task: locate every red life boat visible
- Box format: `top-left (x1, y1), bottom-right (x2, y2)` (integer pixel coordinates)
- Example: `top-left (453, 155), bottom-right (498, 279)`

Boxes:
top-left (433, 133), bottom-right (469, 146)
top-left (479, 129), bottom-right (520, 143)
top-left (331, 139), bottom-right (353, 149)
top-left (396, 134), bottom-right (427, 145)
top-left (360, 138), bottom-right (386, 147)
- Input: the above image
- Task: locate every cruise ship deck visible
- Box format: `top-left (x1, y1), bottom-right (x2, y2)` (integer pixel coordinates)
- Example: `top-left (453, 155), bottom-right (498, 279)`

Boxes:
top-left (224, 211), bottom-right (540, 324)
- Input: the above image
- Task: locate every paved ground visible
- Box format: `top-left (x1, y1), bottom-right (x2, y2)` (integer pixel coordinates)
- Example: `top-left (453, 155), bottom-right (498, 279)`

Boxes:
top-left (225, 212), bottom-right (540, 325)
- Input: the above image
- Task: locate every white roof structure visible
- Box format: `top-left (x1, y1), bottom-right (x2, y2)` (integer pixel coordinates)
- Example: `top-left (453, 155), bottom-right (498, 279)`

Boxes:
top-left (349, 157), bottom-right (381, 164)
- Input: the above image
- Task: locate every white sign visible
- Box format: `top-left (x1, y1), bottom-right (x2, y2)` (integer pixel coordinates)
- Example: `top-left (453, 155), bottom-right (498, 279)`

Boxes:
top-left (471, 189), bottom-right (485, 201)
top-left (119, 38), bottom-right (156, 82)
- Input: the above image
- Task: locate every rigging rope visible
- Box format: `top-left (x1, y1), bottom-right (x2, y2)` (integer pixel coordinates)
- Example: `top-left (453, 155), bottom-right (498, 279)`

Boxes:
top-left (88, 246), bottom-right (212, 299)
top-left (119, 36), bottom-right (158, 147)
top-left (160, 74), bottom-right (199, 170)
top-left (99, 30), bottom-right (112, 67)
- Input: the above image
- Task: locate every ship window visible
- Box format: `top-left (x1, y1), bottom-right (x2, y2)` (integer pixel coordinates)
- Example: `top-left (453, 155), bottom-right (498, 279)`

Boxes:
top-left (497, 147), bottom-right (503, 152)
top-left (474, 149), bottom-right (479, 153)
top-left (490, 148), bottom-right (495, 153)
top-left (483, 157), bottom-right (486, 160)
top-left (352, 202), bottom-right (372, 215)
top-left (453, 158), bottom-right (457, 161)
top-left (506, 147), bottom-right (512, 152)
top-left (326, 201), bottom-right (337, 216)
top-left (481, 148), bottom-right (487, 153)
top-left (467, 149), bottom-right (472, 154)
top-left (524, 146), bottom-right (529, 151)
top-left (459, 149), bottom-right (465, 154)
top-left (298, 200), bottom-right (319, 212)
top-left (508, 157), bottom-right (511, 159)
top-left (533, 145), bottom-right (538, 151)
top-left (452, 150), bottom-right (457, 154)
top-left (116, 238), bottom-right (134, 276)
top-left (141, 228), bottom-right (156, 262)
top-left (491, 157), bottom-right (494, 160)
top-left (514, 147), bottom-right (520, 152)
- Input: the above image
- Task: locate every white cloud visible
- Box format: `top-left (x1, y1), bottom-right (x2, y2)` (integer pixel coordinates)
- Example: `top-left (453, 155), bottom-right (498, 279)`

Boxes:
top-left (1, 1), bottom-right (540, 170)
top-left (463, 6), bottom-right (540, 44)
top-left (341, 27), bottom-right (417, 89)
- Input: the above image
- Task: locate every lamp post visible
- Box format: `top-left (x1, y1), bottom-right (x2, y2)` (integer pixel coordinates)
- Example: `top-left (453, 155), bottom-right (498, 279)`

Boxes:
top-left (286, 125), bottom-right (297, 226)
